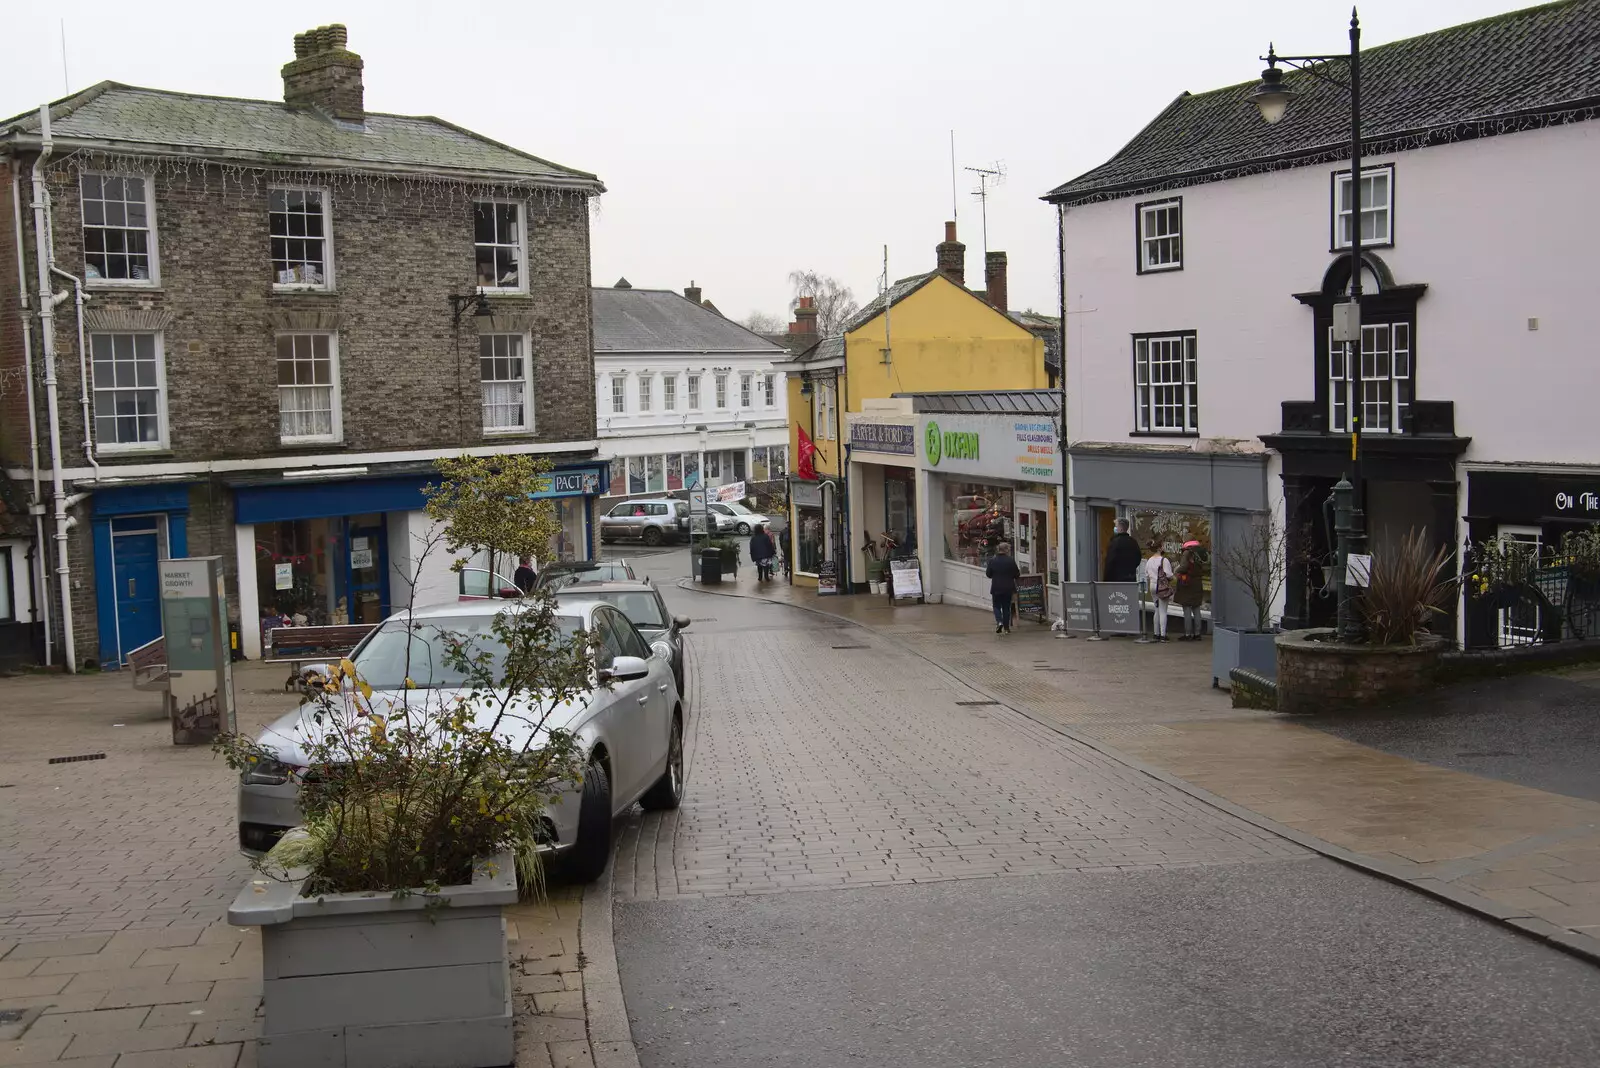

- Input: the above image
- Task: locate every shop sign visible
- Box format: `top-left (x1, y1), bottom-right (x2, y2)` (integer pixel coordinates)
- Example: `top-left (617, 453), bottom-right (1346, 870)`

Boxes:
top-left (350, 548), bottom-right (374, 569)
top-left (1555, 490), bottom-right (1600, 515)
top-left (792, 479), bottom-right (823, 508)
top-left (817, 560), bottom-right (839, 595)
top-left (917, 414), bottom-right (1057, 482)
top-left (890, 558), bottom-right (922, 600)
top-left (532, 468), bottom-right (604, 499)
top-left (1094, 582), bottom-right (1140, 635)
top-left (1062, 583), bottom-right (1095, 632)
top-left (851, 421), bottom-right (916, 456)
top-left (1016, 574), bottom-right (1046, 620)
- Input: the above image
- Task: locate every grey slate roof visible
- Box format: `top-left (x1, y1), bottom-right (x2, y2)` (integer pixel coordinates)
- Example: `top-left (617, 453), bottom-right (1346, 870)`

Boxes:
top-left (902, 390), bottom-right (1061, 415)
top-left (0, 82), bottom-right (600, 187)
top-left (842, 273), bottom-right (938, 334)
top-left (781, 334), bottom-right (846, 367)
top-left (592, 288), bottom-right (784, 353)
top-left (1045, 0), bottom-right (1600, 205)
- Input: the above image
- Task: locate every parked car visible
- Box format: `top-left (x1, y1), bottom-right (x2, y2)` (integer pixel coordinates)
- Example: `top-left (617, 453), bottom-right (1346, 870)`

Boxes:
top-left (458, 567), bottom-right (521, 599)
top-left (554, 581), bottom-right (689, 696)
top-left (708, 500), bottom-right (769, 535)
top-left (535, 559), bottom-right (639, 592)
top-left (600, 498), bottom-right (690, 545)
top-left (235, 598), bottom-right (684, 882)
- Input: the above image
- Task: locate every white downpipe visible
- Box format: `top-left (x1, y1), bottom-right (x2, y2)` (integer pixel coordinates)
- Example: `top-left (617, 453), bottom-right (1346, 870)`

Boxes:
top-left (11, 166), bottom-right (52, 665)
top-left (49, 266), bottom-right (96, 479)
top-left (31, 104), bottom-right (77, 672)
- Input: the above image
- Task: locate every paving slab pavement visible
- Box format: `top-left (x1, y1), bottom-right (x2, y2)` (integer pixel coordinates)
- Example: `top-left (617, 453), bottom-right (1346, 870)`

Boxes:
top-left (678, 563), bottom-right (1600, 961)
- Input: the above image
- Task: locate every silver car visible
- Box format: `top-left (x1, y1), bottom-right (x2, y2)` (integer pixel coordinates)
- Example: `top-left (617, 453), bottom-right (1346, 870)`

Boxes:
top-left (708, 500), bottom-right (769, 535)
top-left (599, 498), bottom-right (690, 546)
top-left (235, 598), bottom-right (684, 883)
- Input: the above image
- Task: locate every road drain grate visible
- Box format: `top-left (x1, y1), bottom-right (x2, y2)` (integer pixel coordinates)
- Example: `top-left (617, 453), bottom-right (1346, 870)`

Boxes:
top-left (955, 700), bottom-right (1000, 707)
top-left (48, 753), bottom-right (106, 765)
top-left (829, 644), bottom-right (870, 650)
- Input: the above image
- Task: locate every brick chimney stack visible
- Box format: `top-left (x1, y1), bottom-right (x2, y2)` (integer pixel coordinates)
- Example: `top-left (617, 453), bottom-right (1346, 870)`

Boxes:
top-left (684, 281), bottom-right (702, 305)
top-left (936, 221), bottom-right (965, 287)
top-left (985, 251), bottom-right (1008, 313)
top-left (283, 24), bottom-right (364, 122)
top-left (789, 296), bottom-right (818, 334)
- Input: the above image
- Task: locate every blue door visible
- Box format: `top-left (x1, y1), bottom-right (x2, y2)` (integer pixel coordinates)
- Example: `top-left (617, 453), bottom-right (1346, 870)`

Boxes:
top-left (112, 527), bottom-right (162, 661)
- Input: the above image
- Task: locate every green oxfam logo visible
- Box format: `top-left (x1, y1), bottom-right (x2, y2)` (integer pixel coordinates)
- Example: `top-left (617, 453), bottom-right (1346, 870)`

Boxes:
top-left (925, 422), bottom-right (980, 465)
top-left (925, 422), bottom-right (943, 465)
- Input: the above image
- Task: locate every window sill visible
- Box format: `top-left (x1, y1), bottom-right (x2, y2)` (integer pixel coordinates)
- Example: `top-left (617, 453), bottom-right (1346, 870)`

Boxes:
top-left (277, 439), bottom-right (346, 450)
top-left (483, 428), bottom-right (536, 439)
top-left (85, 281), bottom-right (162, 292)
top-left (272, 285), bottom-right (337, 295)
top-left (478, 290), bottom-right (530, 299)
top-left (1329, 240), bottom-right (1394, 254)
top-left (1136, 263), bottom-right (1183, 275)
top-left (96, 446), bottom-right (174, 459)
top-left (1128, 430), bottom-right (1200, 438)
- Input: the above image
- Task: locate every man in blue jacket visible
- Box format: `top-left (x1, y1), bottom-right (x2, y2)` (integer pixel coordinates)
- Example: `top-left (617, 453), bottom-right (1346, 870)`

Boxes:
top-left (986, 543), bottom-right (1021, 634)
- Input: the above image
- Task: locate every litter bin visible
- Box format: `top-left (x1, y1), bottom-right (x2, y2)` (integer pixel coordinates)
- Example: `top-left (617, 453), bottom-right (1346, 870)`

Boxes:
top-left (700, 546), bottom-right (723, 585)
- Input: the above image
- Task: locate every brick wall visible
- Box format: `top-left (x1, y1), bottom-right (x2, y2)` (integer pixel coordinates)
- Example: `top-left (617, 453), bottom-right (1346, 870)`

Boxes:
top-left (1276, 629), bottom-right (1445, 714)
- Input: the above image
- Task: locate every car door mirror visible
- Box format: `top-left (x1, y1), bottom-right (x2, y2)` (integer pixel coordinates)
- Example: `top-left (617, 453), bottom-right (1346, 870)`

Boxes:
top-left (599, 655), bottom-right (650, 684)
top-left (673, 616), bottom-right (691, 631)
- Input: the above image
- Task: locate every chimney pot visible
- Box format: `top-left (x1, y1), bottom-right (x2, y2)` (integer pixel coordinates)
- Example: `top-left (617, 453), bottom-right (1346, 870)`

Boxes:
top-left (791, 297), bottom-right (819, 334)
top-left (944, 221), bottom-right (957, 242)
top-left (283, 24), bottom-right (365, 122)
top-left (936, 221), bottom-right (966, 288)
top-left (684, 282), bottom-right (703, 305)
top-left (984, 251), bottom-right (1009, 313)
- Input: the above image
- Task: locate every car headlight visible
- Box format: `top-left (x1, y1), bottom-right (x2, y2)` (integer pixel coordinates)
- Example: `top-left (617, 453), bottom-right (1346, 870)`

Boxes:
top-left (242, 754), bottom-right (300, 786)
top-left (650, 639), bottom-right (673, 662)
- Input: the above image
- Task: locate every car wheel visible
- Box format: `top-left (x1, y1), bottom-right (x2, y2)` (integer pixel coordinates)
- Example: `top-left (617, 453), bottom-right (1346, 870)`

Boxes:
top-left (641, 526), bottom-right (663, 546)
top-left (600, 532), bottom-right (615, 544)
top-left (640, 716), bottom-right (684, 811)
top-left (736, 522), bottom-right (751, 536)
top-left (565, 760), bottom-right (612, 883)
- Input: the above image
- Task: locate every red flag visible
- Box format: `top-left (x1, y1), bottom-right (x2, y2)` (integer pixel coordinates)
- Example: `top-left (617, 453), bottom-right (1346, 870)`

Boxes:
top-left (797, 426), bottom-right (818, 481)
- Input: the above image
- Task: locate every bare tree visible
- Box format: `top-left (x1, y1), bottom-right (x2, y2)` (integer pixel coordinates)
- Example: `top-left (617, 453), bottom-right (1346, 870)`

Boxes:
top-left (1214, 513), bottom-right (1291, 632)
top-left (788, 270), bottom-right (860, 336)
top-left (740, 311), bottom-right (785, 335)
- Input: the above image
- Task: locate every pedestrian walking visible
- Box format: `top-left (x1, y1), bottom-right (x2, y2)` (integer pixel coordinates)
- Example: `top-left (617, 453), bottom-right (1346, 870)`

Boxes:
top-left (1103, 517), bottom-right (1141, 583)
top-left (513, 555), bottom-right (537, 595)
top-left (986, 542), bottom-right (1021, 634)
top-left (749, 524), bottom-right (777, 582)
top-left (1144, 540), bottom-right (1175, 642)
top-left (1174, 539), bottom-right (1206, 640)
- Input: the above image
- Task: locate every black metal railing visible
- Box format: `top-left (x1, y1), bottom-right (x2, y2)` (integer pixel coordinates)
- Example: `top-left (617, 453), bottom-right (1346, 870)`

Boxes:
top-left (1464, 554), bottom-right (1600, 649)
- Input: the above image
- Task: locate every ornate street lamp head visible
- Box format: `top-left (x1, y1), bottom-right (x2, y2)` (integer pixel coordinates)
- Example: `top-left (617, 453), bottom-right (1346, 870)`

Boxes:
top-left (1250, 52), bottom-right (1295, 125)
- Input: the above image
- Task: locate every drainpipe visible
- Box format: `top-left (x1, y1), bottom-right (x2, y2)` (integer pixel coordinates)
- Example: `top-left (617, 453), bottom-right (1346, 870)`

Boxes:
top-left (11, 164), bottom-right (52, 665)
top-left (50, 266), bottom-right (96, 479)
top-left (31, 105), bottom-right (77, 672)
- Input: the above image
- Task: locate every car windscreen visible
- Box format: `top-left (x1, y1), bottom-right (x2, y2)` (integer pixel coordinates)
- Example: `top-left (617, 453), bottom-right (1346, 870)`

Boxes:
top-left (566, 591), bottom-right (666, 629)
top-left (354, 613), bottom-right (583, 688)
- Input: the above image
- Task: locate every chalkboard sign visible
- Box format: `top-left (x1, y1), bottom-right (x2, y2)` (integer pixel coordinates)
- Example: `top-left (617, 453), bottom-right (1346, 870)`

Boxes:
top-left (817, 560), bottom-right (839, 595)
top-left (1061, 583), bottom-right (1096, 632)
top-left (889, 559), bottom-right (922, 601)
top-left (1016, 574), bottom-right (1046, 621)
top-left (1094, 582), bottom-right (1141, 635)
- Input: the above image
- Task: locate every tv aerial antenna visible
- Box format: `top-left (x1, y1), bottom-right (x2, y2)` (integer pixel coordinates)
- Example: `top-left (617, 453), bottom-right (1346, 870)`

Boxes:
top-left (965, 162), bottom-right (1006, 256)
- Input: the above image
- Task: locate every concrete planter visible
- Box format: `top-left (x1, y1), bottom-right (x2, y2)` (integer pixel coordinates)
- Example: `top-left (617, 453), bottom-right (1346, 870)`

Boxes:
top-left (228, 851), bottom-right (518, 1068)
top-left (1275, 629), bottom-right (1446, 715)
top-left (1212, 625), bottom-right (1279, 689)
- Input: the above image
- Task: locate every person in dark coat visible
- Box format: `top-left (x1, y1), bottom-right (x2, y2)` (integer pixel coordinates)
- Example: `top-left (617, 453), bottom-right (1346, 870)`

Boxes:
top-left (985, 542), bottom-right (1021, 634)
top-left (513, 556), bottom-right (537, 595)
top-left (749, 524), bottom-right (777, 581)
top-left (1103, 518), bottom-right (1141, 582)
top-left (1173, 540), bottom-right (1207, 640)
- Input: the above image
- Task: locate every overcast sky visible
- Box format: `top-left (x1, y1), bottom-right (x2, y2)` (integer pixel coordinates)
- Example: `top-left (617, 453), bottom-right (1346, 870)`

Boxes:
top-left (3, 0), bottom-right (1522, 325)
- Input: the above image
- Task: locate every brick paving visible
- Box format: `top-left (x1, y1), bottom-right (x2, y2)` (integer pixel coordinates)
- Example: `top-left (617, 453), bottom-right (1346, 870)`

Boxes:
top-left (681, 565), bottom-right (1600, 958)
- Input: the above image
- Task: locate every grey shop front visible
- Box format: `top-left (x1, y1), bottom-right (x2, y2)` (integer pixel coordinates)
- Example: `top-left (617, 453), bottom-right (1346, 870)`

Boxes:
top-left (1067, 446), bottom-right (1269, 629)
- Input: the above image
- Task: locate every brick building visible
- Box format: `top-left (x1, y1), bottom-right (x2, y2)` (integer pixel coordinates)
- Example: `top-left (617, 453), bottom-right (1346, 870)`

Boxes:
top-left (0, 24), bottom-right (605, 668)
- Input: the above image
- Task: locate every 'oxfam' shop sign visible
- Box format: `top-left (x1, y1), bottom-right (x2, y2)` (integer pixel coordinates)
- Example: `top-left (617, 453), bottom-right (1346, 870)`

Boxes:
top-left (923, 421), bottom-right (980, 467)
top-left (917, 413), bottom-right (1056, 482)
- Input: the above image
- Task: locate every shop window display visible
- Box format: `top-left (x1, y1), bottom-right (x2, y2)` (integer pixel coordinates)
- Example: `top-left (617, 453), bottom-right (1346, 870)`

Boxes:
top-left (1129, 509), bottom-right (1211, 601)
top-left (797, 505), bottom-right (826, 574)
top-left (942, 481), bottom-right (1013, 567)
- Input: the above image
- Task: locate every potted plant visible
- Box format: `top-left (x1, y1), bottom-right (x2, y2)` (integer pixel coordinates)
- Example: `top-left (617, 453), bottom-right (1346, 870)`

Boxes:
top-left (1465, 536), bottom-right (1539, 610)
top-left (217, 455), bottom-right (594, 1068)
top-left (707, 536), bottom-right (741, 576)
top-left (1210, 514), bottom-right (1291, 688)
top-left (1356, 527), bottom-right (1457, 645)
top-left (1561, 525), bottom-right (1600, 601)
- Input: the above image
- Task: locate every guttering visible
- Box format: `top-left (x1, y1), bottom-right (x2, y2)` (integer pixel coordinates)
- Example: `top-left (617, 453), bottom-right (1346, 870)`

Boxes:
top-left (11, 161), bottom-right (52, 664)
top-left (30, 104), bottom-right (77, 671)
top-left (49, 267), bottom-right (95, 481)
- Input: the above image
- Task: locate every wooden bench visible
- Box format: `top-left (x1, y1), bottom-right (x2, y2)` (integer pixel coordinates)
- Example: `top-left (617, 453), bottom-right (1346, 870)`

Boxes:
top-left (263, 623), bottom-right (378, 691)
top-left (126, 636), bottom-right (169, 692)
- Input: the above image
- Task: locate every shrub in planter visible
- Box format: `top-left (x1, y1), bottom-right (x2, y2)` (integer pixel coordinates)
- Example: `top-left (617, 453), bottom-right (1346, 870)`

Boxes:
top-left (1357, 527), bottom-right (1455, 645)
top-left (1561, 525), bottom-right (1600, 600)
top-left (216, 455), bottom-right (596, 1068)
top-left (1211, 513), bottom-right (1293, 687)
top-left (1464, 536), bottom-right (1539, 611)
top-left (706, 537), bottom-right (741, 573)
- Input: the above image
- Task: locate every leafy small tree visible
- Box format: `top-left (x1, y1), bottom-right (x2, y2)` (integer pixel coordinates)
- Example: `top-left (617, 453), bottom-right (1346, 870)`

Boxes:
top-left (788, 269), bottom-right (860, 336)
top-left (215, 454), bottom-right (594, 898)
top-left (1213, 513), bottom-right (1291, 632)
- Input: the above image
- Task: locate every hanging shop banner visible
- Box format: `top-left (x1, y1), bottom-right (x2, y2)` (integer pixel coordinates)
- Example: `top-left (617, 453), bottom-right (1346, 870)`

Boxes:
top-left (1016, 574), bottom-right (1047, 621)
top-left (791, 479), bottom-right (823, 508)
top-left (716, 481), bottom-right (747, 503)
top-left (918, 413), bottom-right (1057, 482)
top-left (1094, 582), bottom-right (1141, 635)
top-left (1061, 583), bottom-right (1096, 632)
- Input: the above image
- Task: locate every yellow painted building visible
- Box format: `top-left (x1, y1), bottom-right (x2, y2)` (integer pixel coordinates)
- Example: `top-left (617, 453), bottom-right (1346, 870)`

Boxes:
top-left (775, 224), bottom-right (1052, 592)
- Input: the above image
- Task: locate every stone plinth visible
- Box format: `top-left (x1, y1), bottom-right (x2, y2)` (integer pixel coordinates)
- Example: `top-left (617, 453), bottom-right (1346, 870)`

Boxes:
top-left (1275, 629), bottom-right (1446, 715)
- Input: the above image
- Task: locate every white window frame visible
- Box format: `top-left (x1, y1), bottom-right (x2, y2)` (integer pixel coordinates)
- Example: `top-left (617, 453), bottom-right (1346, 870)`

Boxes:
top-left (473, 199), bottom-right (527, 293)
top-left (1137, 197), bottom-right (1182, 273)
top-left (715, 373), bottom-right (728, 410)
top-left (739, 372), bottom-right (753, 409)
top-left (1333, 165), bottom-right (1394, 249)
top-left (611, 375), bottom-right (626, 414)
top-left (480, 332), bottom-right (532, 435)
top-left (813, 380), bottom-right (838, 440)
top-left (269, 185), bottom-right (334, 291)
top-left (275, 331), bottom-right (343, 445)
top-left (638, 374), bottom-right (653, 413)
top-left (89, 331), bottom-right (169, 453)
top-left (80, 171), bottom-right (160, 287)
top-left (1328, 320), bottom-right (1410, 435)
top-left (663, 375), bottom-right (677, 411)
top-left (1133, 333), bottom-right (1198, 434)
top-left (764, 373), bottom-right (776, 407)
top-left (687, 373), bottom-right (702, 410)
top-left (1496, 525), bottom-right (1543, 648)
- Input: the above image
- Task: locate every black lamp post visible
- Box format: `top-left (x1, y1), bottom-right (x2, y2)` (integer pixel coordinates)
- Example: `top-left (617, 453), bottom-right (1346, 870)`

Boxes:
top-left (1251, 7), bottom-right (1367, 642)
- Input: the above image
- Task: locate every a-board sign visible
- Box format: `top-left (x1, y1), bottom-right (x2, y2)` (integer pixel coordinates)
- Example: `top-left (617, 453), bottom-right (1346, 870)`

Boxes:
top-left (890, 559), bottom-right (922, 600)
top-left (1016, 574), bottom-right (1046, 620)
top-left (1094, 582), bottom-right (1141, 635)
top-left (817, 560), bottom-right (839, 595)
top-left (1062, 583), bottom-right (1096, 632)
